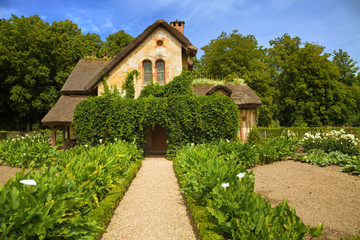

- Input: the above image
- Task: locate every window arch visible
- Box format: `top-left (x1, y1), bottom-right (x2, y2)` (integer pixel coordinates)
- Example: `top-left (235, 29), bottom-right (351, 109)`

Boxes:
top-left (143, 60), bottom-right (152, 83)
top-left (156, 60), bottom-right (165, 83)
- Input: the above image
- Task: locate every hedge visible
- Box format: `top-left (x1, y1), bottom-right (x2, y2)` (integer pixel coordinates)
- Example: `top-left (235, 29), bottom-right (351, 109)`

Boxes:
top-left (89, 159), bottom-right (142, 239)
top-left (73, 95), bottom-right (239, 157)
top-left (258, 127), bottom-right (360, 139)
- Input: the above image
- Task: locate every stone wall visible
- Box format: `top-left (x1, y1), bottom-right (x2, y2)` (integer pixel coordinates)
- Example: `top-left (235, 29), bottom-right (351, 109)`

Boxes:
top-left (98, 27), bottom-right (184, 98)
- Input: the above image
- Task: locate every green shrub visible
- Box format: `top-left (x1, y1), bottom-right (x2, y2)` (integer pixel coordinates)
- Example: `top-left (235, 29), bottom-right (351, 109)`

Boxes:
top-left (73, 94), bottom-right (239, 158)
top-left (0, 134), bottom-right (58, 168)
top-left (295, 149), bottom-right (360, 175)
top-left (247, 127), bottom-right (262, 145)
top-left (0, 140), bottom-right (143, 239)
top-left (256, 132), bottom-right (299, 164)
top-left (301, 129), bottom-right (360, 156)
top-left (174, 143), bottom-right (323, 239)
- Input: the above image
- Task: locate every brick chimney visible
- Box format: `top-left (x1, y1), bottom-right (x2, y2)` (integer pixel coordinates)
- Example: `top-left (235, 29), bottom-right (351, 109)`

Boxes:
top-left (170, 20), bottom-right (185, 34)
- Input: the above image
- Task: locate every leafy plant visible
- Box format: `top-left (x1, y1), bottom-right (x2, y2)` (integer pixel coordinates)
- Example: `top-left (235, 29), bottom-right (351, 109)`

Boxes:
top-left (295, 149), bottom-right (360, 175)
top-left (122, 70), bottom-right (139, 99)
top-left (0, 134), bottom-right (58, 168)
top-left (0, 140), bottom-right (143, 239)
top-left (174, 143), bottom-right (323, 239)
top-left (247, 127), bottom-right (262, 145)
top-left (73, 72), bottom-right (240, 158)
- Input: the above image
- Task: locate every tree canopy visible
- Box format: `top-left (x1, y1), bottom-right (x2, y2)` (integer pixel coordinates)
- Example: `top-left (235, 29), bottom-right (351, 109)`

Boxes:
top-left (197, 32), bottom-right (360, 127)
top-left (0, 15), bottom-right (133, 130)
top-left (1, 14), bottom-right (359, 129)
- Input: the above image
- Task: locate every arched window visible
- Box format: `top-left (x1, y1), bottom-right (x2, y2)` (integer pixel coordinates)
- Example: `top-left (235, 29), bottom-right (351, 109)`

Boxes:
top-left (156, 60), bottom-right (165, 83)
top-left (143, 61), bottom-right (152, 83)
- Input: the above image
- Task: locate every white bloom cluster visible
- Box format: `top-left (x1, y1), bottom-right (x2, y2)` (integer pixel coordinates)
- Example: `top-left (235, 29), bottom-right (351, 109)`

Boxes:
top-left (302, 129), bottom-right (359, 146)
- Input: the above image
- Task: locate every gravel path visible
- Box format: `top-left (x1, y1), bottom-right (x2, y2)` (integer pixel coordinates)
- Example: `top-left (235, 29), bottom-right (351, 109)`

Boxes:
top-left (101, 156), bottom-right (197, 240)
top-left (253, 160), bottom-right (360, 240)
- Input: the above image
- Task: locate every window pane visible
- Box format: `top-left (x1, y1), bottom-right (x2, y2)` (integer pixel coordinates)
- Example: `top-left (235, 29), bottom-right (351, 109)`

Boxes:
top-left (144, 73), bottom-right (151, 83)
top-left (157, 72), bottom-right (164, 83)
top-left (144, 62), bottom-right (151, 72)
top-left (157, 61), bottom-right (164, 71)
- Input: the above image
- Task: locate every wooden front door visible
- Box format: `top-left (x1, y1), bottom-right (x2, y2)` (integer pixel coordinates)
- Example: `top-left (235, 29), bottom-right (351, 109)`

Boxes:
top-left (151, 125), bottom-right (168, 153)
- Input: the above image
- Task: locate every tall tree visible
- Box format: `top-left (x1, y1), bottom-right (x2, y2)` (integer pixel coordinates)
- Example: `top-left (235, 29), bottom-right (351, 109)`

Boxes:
top-left (332, 49), bottom-right (359, 86)
top-left (268, 34), bottom-right (352, 126)
top-left (100, 30), bottom-right (133, 56)
top-left (0, 15), bottom-right (102, 130)
top-left (200, 31), bottom-right (277, 126)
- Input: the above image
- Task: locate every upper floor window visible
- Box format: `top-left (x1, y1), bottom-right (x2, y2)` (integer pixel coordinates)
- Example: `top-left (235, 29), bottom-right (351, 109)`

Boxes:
top-left (143, 61), bottom-right (152, 83)
top-left (156, 60), bottom-right (165, 83)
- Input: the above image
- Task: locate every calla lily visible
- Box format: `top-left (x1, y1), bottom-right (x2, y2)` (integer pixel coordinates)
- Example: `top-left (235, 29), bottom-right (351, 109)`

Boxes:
top-left (237, 172), bottom-right (246, 180)
top-left (20, 180), bottom-right (37, 186)
top-left (99, 139), bottom-right (103, 144)
top-left (221, 182), bottom-right (229, 189)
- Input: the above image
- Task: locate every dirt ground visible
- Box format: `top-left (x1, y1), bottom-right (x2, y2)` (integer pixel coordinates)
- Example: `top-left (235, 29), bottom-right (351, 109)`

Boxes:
top-left (1, 161), bottom-right (359, 239)
top-left (253, 160), bottom-right (360, 240)
top-left (0, 164), bottom-right (29, 186)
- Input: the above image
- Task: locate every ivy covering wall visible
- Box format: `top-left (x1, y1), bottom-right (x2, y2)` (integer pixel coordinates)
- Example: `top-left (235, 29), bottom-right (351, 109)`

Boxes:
top-left (73, 72), bottom-right (240, 156)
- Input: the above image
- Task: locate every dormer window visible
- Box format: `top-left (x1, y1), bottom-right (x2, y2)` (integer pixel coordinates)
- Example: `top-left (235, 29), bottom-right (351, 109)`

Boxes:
top-left (156, 60), bottom-right (165, 83)
top-left (143, 60), bottom-right (152, 83)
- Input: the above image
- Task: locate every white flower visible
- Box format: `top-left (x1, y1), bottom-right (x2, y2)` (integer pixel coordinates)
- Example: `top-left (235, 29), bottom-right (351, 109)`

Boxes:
top-left (226, 139), bottom-right (230, 143)
top-left (237, 172), bottom-right (246, 180)
top-left (221, 182), bottom-right (229, 189)
top-left (85, 145), bottom-right (88, 147)
top-left (20, 180), bottom-right (37, 186)
top-left (191, 143), bottom-right (194, 146)
top-left (23, 153), bottom-right (26, 156)
top-left (99, 139), bottom-right (103, 144)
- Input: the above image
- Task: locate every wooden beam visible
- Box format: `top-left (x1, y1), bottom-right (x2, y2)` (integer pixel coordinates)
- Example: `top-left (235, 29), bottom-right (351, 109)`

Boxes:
top-left (52, 127), bottom-right (57, 146)
top-left (62, 126), bottom-right (66, 148)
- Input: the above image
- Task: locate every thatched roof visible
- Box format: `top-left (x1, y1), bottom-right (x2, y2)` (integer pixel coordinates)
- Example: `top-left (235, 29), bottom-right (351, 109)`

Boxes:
top-left (192, 83), bottom-right (262, 108)
top-left (84, 19), bottom-right (197, 92)
top-left (61, 58), bottom-right (109, 94)
top-left (41, 95), bottom-right (88, 126)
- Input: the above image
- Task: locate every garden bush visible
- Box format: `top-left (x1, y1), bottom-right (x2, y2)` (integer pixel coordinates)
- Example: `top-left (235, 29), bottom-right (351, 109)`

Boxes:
top-left (256, 131), bottom-right (299, 164)
top-left (259, 126), bottom-right (360, 139)
top-left (301, 129), bottom-right (360, 156)
top-left (0, 134), bottom-right (58, 168)
top-left (0, 140), bottom-right (143, 239)
top-left (73, 93), bottom-right (239, 158)
top-left (174, 144), bottom-right (323, 239)
top-left (295, 149), bottom-right (360, 175)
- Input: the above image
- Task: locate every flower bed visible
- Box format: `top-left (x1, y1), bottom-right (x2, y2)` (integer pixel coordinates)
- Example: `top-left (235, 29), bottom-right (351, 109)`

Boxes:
top-left (174, 143), bottom-right (323, 239)
top-left (0, 139), bottom-right (143, 239)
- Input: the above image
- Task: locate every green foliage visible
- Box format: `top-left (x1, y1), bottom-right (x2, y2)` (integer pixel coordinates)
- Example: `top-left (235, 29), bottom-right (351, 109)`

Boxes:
top-left (174, 143), bottom-right (322, 239)
top-left (256, 133), bottom-right (298, 164)
top-left (0, 140), bottom-right (143, 239)
top-left (99, 30), bottom-right (133, 56)
top-left (301, 129), bottom-right (360, 156)
top-left (247, 127), bottom-right (262, 145)
top-left (139, 70), bottom-right (195, 98)
top-left (86, 159), bottom-right (142, 238)
top-left (122, 70), bottom-right (139, 99)
top-left (0, 15), bottom-right (133, 130)
top-left (295, 149), bottom-right (360, 175)
top-left (200, 31), bottom-right (277, 126)
top-left (268, 34), bottom-right (356, 127)
top-left (0, 134), bottom-right (58, 168)
top-left (332, 49), bottom-right (360, 86)
top-left (259, 126), bottom-right (360, 139)
top-left (73, 73), bottom-right (239, 157)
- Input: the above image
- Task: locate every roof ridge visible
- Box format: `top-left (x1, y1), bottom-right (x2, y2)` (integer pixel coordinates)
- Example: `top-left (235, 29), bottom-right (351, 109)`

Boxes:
top-left (84, 20), bottom-right (197, 91)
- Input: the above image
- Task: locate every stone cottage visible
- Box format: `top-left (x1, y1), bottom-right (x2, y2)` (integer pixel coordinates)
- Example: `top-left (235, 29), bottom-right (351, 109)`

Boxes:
top-left (41, 19), bottom-right (261, 151)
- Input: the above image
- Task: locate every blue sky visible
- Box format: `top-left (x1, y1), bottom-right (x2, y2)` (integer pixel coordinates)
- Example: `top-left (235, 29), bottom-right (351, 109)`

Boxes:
top-left (1, 0), bottom-right (359, 65)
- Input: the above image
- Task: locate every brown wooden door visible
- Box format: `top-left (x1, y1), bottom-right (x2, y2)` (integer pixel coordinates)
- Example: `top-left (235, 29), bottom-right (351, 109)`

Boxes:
top-left (151, 125), bottom-right (168, 152)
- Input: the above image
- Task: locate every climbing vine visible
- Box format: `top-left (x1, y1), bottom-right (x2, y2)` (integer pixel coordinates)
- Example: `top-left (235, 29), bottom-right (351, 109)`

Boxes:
top-left (73, 71), bottom-right (240, 157)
